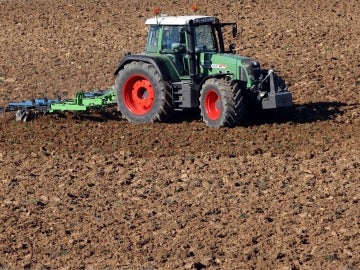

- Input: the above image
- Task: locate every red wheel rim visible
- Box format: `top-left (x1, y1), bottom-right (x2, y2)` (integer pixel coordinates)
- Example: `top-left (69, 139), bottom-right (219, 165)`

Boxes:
top-left (123, 74), bottom-right (155, 115)
top-left (205, 89), bottom-right (221, 120)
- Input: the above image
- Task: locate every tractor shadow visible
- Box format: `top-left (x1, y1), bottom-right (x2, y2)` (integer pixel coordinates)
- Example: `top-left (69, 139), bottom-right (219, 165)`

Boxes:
top-left (169, 109), bottom-right (202, 124)
top-left (48, 101), bottom-right (350, 126)
top-left (168, 101), bottom-right (350, 126)
top-left (243, 101), bottom-right (349, 126)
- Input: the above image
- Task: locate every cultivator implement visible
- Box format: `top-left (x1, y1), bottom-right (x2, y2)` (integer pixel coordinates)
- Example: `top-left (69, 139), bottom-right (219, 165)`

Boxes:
top-left (0, 88), bottom-right (116, 121)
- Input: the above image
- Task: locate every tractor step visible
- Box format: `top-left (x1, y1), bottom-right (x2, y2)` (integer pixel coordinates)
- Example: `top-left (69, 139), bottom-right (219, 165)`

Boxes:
top-left (172, 82), bottom-right (199, 110)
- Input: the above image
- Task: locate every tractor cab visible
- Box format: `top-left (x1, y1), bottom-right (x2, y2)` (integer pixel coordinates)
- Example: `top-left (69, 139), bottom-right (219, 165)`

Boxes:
top-left (144, 15), bottom-right (237, 78)
top-left (145, 15), bottom-right (236, 53)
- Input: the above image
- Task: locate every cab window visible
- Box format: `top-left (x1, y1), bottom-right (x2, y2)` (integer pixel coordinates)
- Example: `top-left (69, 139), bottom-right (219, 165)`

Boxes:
top-left (145, 25), bottom-right (160, 53)
top-left (161, 26), bottom-right (186, 52)
top-left (194, 24), bottom-right (216, 52)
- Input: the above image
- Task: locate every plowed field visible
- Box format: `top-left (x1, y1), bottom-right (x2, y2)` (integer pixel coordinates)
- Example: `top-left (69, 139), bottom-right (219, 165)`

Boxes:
top-left (0, 0), bottom-right (359, 269)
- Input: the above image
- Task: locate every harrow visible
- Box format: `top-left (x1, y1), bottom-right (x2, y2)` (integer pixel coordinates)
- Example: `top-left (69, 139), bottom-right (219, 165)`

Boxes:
top-left (0, 88), bottom-right (116, 121)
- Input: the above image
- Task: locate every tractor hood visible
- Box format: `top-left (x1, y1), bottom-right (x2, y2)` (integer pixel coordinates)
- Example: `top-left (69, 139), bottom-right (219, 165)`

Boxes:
top-left (199, 52), bottom-right (292, 109)
top-left (199, 52), bottom-right (259, 83)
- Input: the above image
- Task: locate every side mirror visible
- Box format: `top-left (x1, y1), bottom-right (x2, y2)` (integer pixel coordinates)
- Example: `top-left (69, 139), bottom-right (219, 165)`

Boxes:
top-left (232, 25), bottom-right (237, 38)
top-left (229, 43), bottom-right (236, 53)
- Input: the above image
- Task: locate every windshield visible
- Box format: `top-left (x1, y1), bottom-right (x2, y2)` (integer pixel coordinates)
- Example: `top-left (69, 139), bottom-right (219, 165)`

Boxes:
top-left (194, 24), bottom-right (216, 52)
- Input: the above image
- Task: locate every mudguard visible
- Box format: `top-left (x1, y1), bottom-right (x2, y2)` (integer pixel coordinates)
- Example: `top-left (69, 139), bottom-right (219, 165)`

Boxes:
top-left (114, 54), bottom-right (179, 82)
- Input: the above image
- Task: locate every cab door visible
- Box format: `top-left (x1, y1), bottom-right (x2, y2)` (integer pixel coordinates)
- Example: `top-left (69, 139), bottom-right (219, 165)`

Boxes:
top-left (160, 26), bottom-right (190, 77)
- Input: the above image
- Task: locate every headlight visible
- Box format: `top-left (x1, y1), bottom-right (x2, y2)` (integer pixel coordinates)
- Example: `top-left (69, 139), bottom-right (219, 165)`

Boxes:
top-left (241, 59), bottom-right (260, 81)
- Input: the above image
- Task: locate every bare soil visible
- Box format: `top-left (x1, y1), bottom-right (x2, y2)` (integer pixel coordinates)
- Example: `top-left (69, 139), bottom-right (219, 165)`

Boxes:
top-left (0, 0), bottom-right (359, 269)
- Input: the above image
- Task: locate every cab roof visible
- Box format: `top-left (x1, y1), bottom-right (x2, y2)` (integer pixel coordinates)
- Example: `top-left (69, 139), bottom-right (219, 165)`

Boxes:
top-left (145, 15), bottom-right (216, 26)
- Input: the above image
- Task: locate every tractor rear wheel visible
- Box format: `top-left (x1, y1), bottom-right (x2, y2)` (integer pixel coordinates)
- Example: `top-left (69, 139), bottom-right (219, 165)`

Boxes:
top-left (199, 78), bottom-right (246, 128)
top-left (115, 61), bottom-right (173, 123)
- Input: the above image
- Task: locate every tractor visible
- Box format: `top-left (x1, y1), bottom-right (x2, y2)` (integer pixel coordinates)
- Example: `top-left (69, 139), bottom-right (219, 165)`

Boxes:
top-left (1, 10), bottom-right (293, 126)
top-left (114, 10), bottom-right (293, 128)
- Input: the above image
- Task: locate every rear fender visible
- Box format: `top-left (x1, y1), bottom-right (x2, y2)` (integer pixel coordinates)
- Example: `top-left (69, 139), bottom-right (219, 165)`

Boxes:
top-left (114, 54), bottom-right (179, 82)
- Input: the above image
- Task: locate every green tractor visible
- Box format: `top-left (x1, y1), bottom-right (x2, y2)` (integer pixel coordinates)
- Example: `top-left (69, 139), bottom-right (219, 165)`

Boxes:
top-left (114, 13), bottom-right (292, 128)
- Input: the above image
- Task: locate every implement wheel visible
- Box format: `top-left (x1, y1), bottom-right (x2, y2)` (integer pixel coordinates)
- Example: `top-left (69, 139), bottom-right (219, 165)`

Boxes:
top-left (199, 78), bottom-right (246, 128)
top-left (115, 61), bottom-right (173, 123)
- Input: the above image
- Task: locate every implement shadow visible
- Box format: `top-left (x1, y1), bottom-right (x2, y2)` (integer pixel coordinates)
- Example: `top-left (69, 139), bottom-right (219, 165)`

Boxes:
top-left (45, 101), bottom-right (350, 126)
top-left (51, 108), bottom-right (122, 122)
top-left (244, 101), bottom-right (349, 126)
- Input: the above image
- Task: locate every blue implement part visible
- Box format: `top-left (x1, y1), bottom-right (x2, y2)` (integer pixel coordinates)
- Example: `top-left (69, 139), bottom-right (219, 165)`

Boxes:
top-left (1, 98), bottom-right (60, 113)
top-left (83, 90), bottom-right (113, 98)
top-left (8, 98), bottom-right (60, 110)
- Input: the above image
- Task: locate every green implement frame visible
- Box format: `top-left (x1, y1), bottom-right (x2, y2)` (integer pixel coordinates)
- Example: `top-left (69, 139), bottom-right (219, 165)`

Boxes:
top-left (49, 89), bottom-right (116, 112)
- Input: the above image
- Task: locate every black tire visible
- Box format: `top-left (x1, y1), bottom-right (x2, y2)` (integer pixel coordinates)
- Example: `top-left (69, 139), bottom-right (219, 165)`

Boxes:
top-left (199, 78), bottom-right (246, 128)
top-left (115, 61), bottom-right (173, 123)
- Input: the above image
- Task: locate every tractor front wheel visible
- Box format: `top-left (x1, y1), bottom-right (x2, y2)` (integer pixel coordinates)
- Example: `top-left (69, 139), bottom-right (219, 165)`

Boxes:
top-left (115, 61), bottom-right (173, 123)
top-left (199, 78), bottom-right (246, 128)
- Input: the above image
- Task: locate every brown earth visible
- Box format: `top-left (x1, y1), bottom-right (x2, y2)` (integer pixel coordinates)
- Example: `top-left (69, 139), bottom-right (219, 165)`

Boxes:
top-left (0, 0), bottom-right (359, 269)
